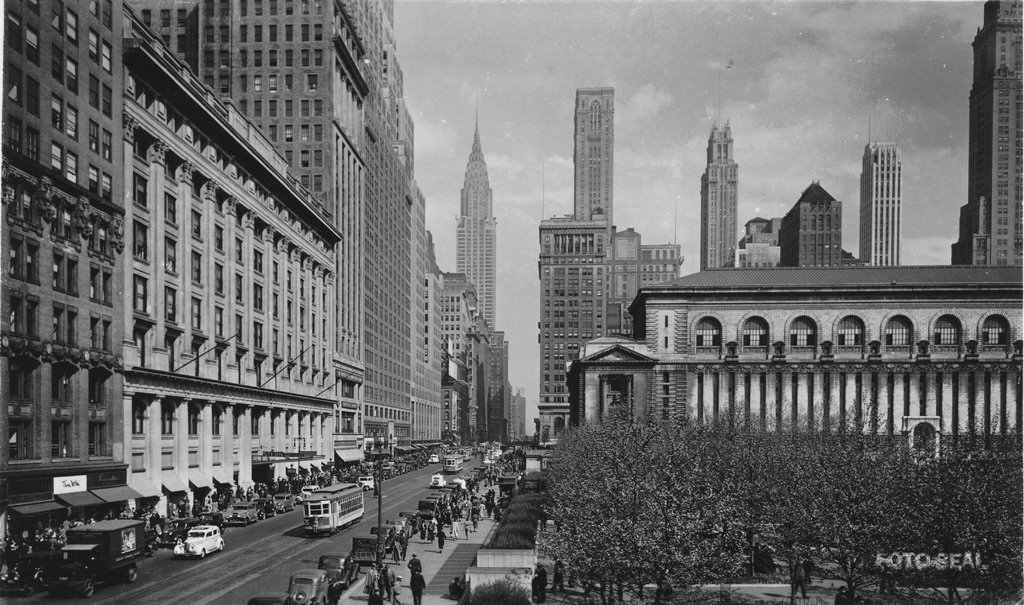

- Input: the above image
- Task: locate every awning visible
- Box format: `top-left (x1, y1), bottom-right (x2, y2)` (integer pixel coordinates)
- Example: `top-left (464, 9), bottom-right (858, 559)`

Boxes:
top-left (55, 491), bottom-right (104, 508)
top-left (129, 478), bottom-right (161, 499)
top-left (162, 474), bottom-right (189, 494)
top-left (189, 472), bottom-right (213, 491)
top-left (297, 460), bottom-right (312, 470)
top-left (211, 467), bottom-right (234, 486)
top-left (9, 500), bottom-right (65, 515)
top-left (91, 486), bottom-right (145, 503)
top-left (394, 446), bottom-right (417, 455)
top-left (335, 448), bottom-right (362, 463)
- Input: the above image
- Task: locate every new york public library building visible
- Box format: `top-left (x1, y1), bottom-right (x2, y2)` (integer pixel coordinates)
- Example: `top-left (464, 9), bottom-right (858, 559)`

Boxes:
top-left (567, 266), bottom-right (1022, 445)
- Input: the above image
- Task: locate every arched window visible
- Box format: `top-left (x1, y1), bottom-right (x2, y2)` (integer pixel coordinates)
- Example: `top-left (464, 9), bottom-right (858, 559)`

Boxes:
top-left (589, 101), bottom-right (601, 130)
top-left (742, 317), bottom-right (768, 347)
top-left (553, 417), bottom-right (565, 434)
top-left (982, 315), bottom-right (1010, 345)
top-left (885, 316), bottom-right (912, 346)
top-left (695, 317), bottom-right (722, 347)
top-left (933, 315), bottom-right (961, 346)
top-left (789, 317), bottom-right (817, 347)
top-left (836, 316), bottom-right (864, 346)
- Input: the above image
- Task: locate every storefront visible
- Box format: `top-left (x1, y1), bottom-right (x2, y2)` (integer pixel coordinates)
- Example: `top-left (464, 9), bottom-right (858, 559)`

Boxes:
top-left (161, 475), bottom-right (190, 519)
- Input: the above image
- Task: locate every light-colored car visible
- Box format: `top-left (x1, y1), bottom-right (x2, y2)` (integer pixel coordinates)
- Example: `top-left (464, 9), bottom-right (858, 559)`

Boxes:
top-left (429, 473), bottom-right (447, 488)
top-left (226, 501), bottom-right (261, 526)
top-left (286, 568), bottom-right (329, 605)
top-left (172, 525), bottom-right (224, 559)
top-left (273, 493), bottom-right (296, 512)
top-left (427, 454), bottom-right (440, 464)
top-left (357, 476), bottom-right (375, 491)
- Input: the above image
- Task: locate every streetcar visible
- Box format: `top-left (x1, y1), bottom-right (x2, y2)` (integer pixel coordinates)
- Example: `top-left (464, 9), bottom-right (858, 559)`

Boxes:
top-left (442, 455), bottom-right (464, 474)
top-left (303, 483), bottom-right (364, 536)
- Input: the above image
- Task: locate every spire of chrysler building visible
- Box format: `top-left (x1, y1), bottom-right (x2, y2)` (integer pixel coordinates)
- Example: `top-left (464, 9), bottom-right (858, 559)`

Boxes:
top-left (457, 117), bottom-right (498, 326)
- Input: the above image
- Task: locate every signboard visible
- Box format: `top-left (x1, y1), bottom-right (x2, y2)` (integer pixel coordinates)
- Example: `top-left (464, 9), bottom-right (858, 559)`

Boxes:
top-left (53, 475), bottom-right (88, 495)
top-left (121, 527), bottom-right (137, 553)
top-left (875, 552), bottom-right (984, 572)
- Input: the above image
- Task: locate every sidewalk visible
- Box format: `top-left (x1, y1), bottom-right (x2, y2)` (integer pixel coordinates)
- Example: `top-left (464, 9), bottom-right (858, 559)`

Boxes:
top-left (337, 515), bottom-right (498, 605)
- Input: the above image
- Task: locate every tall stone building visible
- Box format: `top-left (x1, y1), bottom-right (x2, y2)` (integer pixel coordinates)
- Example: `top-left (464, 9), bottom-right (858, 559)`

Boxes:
top-left (700, 121), bottom-right (738, 270)
top-left (573, 87), bottom-right (615, 226)
top-left (952, 0), bottom-right (1023, 266)
top-left (456, 118), bottom-right (497, 327)
top-left (736, 217), bottom-right (781, 268)
top-left (860, 143), bottom-right (902, 266)
top-left (2, 0), bottom-right (128, 539)
top-left (510, 389), bottom-right (527, 440)
top-left (779, 182), bottom-right (843, 268)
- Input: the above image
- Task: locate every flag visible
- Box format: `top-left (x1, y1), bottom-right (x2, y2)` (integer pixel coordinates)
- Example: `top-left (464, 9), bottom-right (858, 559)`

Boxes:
top-left (726, 60), bottom-right (734, 69)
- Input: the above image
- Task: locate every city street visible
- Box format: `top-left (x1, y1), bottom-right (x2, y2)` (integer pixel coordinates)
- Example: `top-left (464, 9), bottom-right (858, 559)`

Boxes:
top-left (17, 463), bottom-right (442, 605)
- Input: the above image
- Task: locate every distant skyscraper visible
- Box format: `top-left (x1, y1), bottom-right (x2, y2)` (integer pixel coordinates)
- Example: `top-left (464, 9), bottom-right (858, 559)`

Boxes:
top-left (700, 122), bottom-right (739, 269)
top-left (736, 217), bottom-right (782, 268)
top-left (456, 118), bottom-right (498, 326)
top-left (952, 0), bottom-right (1023, 266)
top-left (779, 182), bottom-right (843, 267)
top-left (860, 143), bottom-right (903, 266)
top-left (573, 88), bottom-right (615, 225)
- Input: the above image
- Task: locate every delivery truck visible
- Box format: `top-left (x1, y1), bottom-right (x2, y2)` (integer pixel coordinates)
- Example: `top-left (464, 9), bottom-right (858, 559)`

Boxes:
top-left (46, 519), bottom-right (146, 597)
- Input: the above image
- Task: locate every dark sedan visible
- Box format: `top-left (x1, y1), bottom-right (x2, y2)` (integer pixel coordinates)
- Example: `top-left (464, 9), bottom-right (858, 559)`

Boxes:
top-left (154, 518), bottom-right (199, 549)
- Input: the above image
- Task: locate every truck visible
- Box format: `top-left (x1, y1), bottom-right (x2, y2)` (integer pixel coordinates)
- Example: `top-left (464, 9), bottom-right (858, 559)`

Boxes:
top-left (350, 536), bottom-right (378, 565)
top-left (46, 519), bottom-right (146, 598)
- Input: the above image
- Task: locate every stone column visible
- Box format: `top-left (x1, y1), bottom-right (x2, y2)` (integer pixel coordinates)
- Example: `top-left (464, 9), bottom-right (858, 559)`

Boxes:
top-left (148, 396), bottom-right (166, 515)
top-left (940, 372), bottom-right (954, 432)
top-left (122, 393), bottom-right (134, 468)
top-left (689, 369), bottom-right (701, 423)
top-left (828, 371), bottom-right (841, 430)
top-left (750, 372), bottom-right (763, 427)
top-left (716, 371), bottom-right (728, 422)
top-left (700, 372), bottom-right (713, 424)
top-left (844, 372), bottom-right (857, 427)
top-left (734, 371), bottom-right (747, 424)
top-left (908, 370), bottom-right (921, 419)
top-left (973, 370), bottom-right (987, 435)
top-left (957, 370), bottom-right (971, 436)
top-left (175, 399), bottom-right (189, 484)
top-left (200, 400), bottom-right (213, 475)
top-left (765, 371), bottom-right (777, 429)
top-left (222, 403), bottom-right (235, 481)
top-left (810, 369), bottom-right (823, 431)
top-left (780, 371), bottom-right (793, 428)
top-left (1006, 370), bottom-right (1020, 435)
top-left (990, 371), bottom-right (1004, 434)
top-left (238, 406), bottom-right (253, 488)
top-left (795, 371), bottom-right (809, 430)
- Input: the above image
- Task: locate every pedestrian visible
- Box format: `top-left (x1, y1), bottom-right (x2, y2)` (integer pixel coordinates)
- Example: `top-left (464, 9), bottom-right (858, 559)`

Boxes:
top-left (791, 557), bottom-right (808, 600)
top-left (437, 527), bottom-right (446, 553)
top-left (419, 521), bottom-right (426, 543)
top-left (407, 553), bottom-right (422, 575)
top-left (399, 533), bottom-right (409, 560)
top-left (463, 520), bottom-right (470, 540)
top-left (392, 537), bottom-right (401, 563)
top-left (365, 565), bottom-right (383, 605)
top-left (383, 565), bottom-right (396, 601)
top-left (391, 573), bottom-right (403, 605)
top-left (450, 518), bottom-right (461, 541)
top-left (471, 511), bottom-right (479, 531)
top-left (552, 558), bottom-right (565, 593)
top-left (802, 556), bottom-right (814, 585)
top-left (535, 564), bottom-right (548, 603)
top-left (426, 522), bottom-right (435, 544)
top-left (410, 571), bottom-right (426, 605)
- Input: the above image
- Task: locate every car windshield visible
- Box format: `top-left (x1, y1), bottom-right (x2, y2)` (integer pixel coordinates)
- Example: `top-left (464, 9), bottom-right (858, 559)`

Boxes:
top-left (292, 578), bottom-right (314, 586)
top-left (320, 558), bottom-right (341, 568)
top-left (187, 530), bottom-right (208, 538)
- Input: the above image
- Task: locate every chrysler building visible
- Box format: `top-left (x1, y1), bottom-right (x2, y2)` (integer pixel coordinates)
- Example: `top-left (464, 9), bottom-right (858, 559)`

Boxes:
top-left (456, 118), bottom-right (498, 326)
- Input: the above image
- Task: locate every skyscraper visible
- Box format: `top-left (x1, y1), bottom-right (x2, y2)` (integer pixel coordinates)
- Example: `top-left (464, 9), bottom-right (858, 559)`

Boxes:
top-left (456, 118), bottom-right (497, 327)
top-left (700, 121), bottom-right (738, 269)
top-left (859, 143), bottom-right (902, 266)
top-left (952, 0), bottom-right (1023, 266)
top-left (779, 182), bottom-right (843, 267)
top-left (573, 88), bottom-right (615, 226)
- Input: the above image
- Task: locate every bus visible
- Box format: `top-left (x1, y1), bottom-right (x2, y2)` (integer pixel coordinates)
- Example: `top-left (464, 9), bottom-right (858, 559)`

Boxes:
top-left (442, 455), bottom-right (464, 474)
top-left (303, 483), bottom-right (363, 536)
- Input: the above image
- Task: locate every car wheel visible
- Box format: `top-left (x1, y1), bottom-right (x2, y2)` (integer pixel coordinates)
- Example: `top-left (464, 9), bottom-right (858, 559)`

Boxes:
top-left (22, 585), bottom-right (34, 597)
top-left (125, 564), bottom-right (138, 583)
top-left (199, 549), bottom-right (206, 559)
top-left (81, 579), bottom-right (95, 598)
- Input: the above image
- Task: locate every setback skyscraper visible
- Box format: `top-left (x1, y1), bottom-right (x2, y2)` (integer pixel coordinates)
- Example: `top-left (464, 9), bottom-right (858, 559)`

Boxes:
top-left (952, 0), bottom-right (1023, 266)
top-left (456, 118), bottom-right (497, 327)
top-left (859, 143), bottom-right (903, 266)
top-left (573, 88), bottom-right (615, 226)
top-left (700, 121), bottom-right (738, 269)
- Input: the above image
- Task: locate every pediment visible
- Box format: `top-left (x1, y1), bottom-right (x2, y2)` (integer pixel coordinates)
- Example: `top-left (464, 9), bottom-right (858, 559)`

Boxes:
top-left (581, 344), bottom-right (656, 364)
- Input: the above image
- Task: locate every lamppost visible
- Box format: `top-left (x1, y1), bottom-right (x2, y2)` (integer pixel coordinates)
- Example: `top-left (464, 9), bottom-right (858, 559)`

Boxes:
top-left (368, 435), bottom-right (391, 566)
top-left (293, 436), bottom-right (306, 483)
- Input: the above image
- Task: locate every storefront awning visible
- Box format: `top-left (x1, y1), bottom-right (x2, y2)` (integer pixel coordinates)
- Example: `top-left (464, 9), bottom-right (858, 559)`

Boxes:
top-left (55, 491), bottom-right (105, 508)
top-left (162, 474), bottom-right (189, 494)
top-left (212, 467), bottom-right (234, 486)
top-left (91, 486), bottom-right (145, 503)
top-left (130, 478), bottom-right (161, 499)
top-left (394, 446), bottom-right (417, 455)
top-left (335, 448), bottom-right (362, 463)
top-left (189, 472), bottom-right (213, 491)
top-left (9, 500), bottom-right (64, 515)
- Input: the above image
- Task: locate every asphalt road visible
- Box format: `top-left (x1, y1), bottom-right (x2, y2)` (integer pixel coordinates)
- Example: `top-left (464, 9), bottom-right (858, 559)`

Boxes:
top-left (23, 462), bottom-right (444, 605)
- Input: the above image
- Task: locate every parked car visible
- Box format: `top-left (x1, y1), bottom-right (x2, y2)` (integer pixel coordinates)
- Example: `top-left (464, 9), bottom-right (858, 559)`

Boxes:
top-left (197, 511), bottom-right (226, 531)
top-left (357, 476), bottom-right (375, 491)
top-left (317, 553), bottom-right (359, 587)
top-left (226, 502), bottom-right (261, 526)
top-left (172, 525), bottom-right (224, 559)
top-left (286, 568), bottom-right (329, 605)
top-left (253, 497), bottom-right (276, 519)
top-left (273, 493), bottom-right (296, 513)
top-left (427, 454), bottom-right (440, 464)
top-left (155, 518), bottom-right (199, 549)
top-left (246, 592), bottom-right (291, 605)
top-left (429, 473), bottom-right (447, 489)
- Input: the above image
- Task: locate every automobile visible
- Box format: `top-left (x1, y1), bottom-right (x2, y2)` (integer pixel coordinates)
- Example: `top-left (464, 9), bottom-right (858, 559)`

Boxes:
top-left (273, 492), bottom-right (296, 513)
top-left (197, 511), bottom-right (226, 531)
top-left (226, 501), bottom-right (261, 526)
top-left (155, 518), bottom-right (199, 549)
top-left (172, 525), bottom-right (224, 559)
top-left (253, 497), bottom-right (276, 519)
top-left (286, 568), bottom-right (329, 605)
top-left (317, 553), bottom-right (359, 588)
top-left (427, 453), bottom-right (440, 464)
top-left (356, 476), bottom-right (375, 491)
top-left (246, 592), bottom-right (291, 605)
top-left (429, 473), bottom-right (447, 489)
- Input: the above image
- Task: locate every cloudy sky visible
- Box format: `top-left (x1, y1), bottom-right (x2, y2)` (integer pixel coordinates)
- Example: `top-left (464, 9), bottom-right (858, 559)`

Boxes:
top-left (393, 0), bottom-right (980, 429)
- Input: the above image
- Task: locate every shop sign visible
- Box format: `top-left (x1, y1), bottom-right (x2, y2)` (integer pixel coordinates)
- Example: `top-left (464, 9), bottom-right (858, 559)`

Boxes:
top-left (53, 475), bottom-right (88, 494)
top-left (88, 469), bottom-right (127, 489)
top-left (875, 552), bottom-right (984, 571)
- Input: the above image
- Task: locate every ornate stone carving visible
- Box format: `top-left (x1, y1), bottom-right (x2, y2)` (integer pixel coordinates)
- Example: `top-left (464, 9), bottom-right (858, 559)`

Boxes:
top-left (242, 210), bottom-right (255, 230)
top-left (37, 178), bottom-right (57, 224)
top-left (178, 162), bottom-right (197, 186)
top-left (224, 196), bottom-right (238, 216)
top-left (74, 196), bottom-right (93, 240)
top-left (122, 113), bottom-right (138, 142)
top-left (1, 161), bottom-right (13, 206)
top-left (201, 181), bottom-right (219, 204)
top-left (263, 227), bottom-right (276, 243)
top-left (109, 216), bottom-right (125, 254)
top-left (324, 271), bottom-right (335, 286)
top-left (147, 140), bottom-right (167, 166)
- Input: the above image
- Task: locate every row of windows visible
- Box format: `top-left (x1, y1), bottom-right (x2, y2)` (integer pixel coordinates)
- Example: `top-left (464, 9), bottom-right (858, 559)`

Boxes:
top-left (692, 314), bottom-right (1013, 349)
top-left (8, 238), bottom-right (115, 304)
top-left (9, 418), bottom-right (108, 460)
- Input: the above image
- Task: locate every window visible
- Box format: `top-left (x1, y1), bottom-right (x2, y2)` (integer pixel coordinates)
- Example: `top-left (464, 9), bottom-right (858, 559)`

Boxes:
top-left (101, 129), bottom-right (111, 161)
top-left (215, 306), bottom-right (224, 336)
top-left (253, 250), bottom-right (264, 273)
top-left (50, 142), bottom-right (63, 172)
top-left (161, 401), bottom-right (174, 435)
top-left (235, 274), bottom-right (244, 303)
top-left (51, 95), bottom-right (64, 132)
top-left (215, 225), bottom-right (224, 251)
top-left (933, 315), bottom-right (961, 347)
top-left (66, 57), bottom-right (78, 93)
top-left (88, 29), bottom-right (99, 60)
top-left (101, 84), bottom-right (111, 116)
top-left (101, 41), bottom-right (111, 72)
top-left (7, 13), bottom-right (22, 52)
top-left (191, 251), bottom-right (202, 283)
top-left (215, 263), bottom-right (224, 294)
top-left (191, 297), bottom-right (202, 329)
top-left (788, 316), bottom-right (816, 348)
top-left (132, 221), bottom-right (148, 260)
top-left (165, 286), bottom-right (177, 322)
top-left (695, 318), bottom-right (721, 347)
top-left (88, 73), bottom-right (99, 108)
top-left (88, 422), bottom-right (106, 456)
top-left (192, 210), bottom-right (203, 239)
top-left (133, 174), bottom-right (148, 206)
top-left (51, 364), bottom-right (74, 402)
top-left (836, 316), bottom-right (864, 347)
top-left (52, 421), bottom-right (72, 458)
top-left (65, 9), bottom-right (77, 43)
top-left (306, 73), bottom-right (318, 91)
top-left (254, 284), bottom-right (263, 310)
top-left (25, 24), bottom-right (39, 63)
top-left (65, 104), bottom-right (77, 139)
top-left (133, 275), bottom-right (148, 312)
top-left (164, 193), bottom-right (177, 224)
top-left (982, 315), bottom-right (1009, 346)
top-left (235, 238), bottom-right (244, 263)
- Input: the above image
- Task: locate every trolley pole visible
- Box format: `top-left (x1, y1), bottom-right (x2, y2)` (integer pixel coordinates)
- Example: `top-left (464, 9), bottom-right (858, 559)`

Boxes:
top-left (373, 436), bottom-right (387, 567)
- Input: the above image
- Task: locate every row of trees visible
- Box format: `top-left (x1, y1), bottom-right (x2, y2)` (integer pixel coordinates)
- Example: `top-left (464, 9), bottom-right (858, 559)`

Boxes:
top-left (541, 411), bottom-right (1022, 604)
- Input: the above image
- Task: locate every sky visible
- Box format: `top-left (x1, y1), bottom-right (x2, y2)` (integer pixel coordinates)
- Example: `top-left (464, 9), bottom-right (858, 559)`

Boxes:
top-left (392, 0), bottom-right (981, 430)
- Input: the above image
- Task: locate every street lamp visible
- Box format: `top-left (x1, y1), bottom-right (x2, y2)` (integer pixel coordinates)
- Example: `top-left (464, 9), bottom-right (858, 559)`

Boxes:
top-left (293, 437), bottom-right (306, 482)
top-left (368, 435), bottom-right (391, 566)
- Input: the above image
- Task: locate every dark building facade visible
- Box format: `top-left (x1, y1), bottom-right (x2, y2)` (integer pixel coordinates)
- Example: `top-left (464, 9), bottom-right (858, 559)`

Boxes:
top-left (779, 182), bottom-right (843, 267)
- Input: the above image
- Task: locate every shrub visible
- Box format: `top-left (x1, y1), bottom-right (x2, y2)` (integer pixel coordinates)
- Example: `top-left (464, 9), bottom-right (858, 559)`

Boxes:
top-left (485, 493), bottom-right (548, 549)
top-left (464, 577), bottom-right (531, 605)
